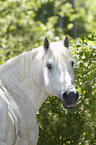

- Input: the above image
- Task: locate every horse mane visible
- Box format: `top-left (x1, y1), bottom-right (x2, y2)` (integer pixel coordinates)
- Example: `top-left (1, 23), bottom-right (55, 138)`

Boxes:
top-left (50, 42), bottom-right (75, 65)
top-left (18, 48), bottom-right (40, 80)
top-left (0, 47), bottom-right (40, 78)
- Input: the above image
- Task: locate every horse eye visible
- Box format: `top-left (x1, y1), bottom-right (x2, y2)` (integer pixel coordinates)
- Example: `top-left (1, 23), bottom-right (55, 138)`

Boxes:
top-left (71, 61), bottom-right (74, 67)
top-left (47, 62), bottom-right (52, 70)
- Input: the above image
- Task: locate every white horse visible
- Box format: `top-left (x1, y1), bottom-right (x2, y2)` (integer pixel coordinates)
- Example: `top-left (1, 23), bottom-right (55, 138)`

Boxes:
top-left (0, 36), bottom-right (79, 145)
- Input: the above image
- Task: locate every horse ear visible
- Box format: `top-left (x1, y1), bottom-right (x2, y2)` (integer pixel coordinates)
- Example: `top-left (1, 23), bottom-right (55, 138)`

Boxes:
top-left (63, 35), bottom-right (69, 49)
top-left (43, 36), bottom-right (50, 51)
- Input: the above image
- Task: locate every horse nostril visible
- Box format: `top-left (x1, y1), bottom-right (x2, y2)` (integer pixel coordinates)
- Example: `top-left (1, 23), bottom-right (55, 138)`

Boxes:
top-left (63, 91), bottom-right (68, 99)
top-left (76, 91), bottom-right (79, 101)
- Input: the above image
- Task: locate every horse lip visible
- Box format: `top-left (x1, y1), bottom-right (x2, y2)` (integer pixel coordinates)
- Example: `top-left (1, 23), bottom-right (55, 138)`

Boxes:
top-left (59, 95), bottom-right (77, 109)
top-left (63, 104), bottom-right (76, 110)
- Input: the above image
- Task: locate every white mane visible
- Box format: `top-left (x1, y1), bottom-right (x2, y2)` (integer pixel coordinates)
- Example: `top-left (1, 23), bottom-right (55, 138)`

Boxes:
top-left (0, 47), bottom-right (41, 79)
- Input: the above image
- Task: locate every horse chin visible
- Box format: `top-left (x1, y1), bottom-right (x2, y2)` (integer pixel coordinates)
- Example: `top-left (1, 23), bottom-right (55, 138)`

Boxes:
top-left (63, 103), bottom-right (76, 110)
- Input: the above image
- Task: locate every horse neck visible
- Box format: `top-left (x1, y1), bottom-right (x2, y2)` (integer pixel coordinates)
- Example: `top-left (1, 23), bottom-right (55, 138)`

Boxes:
top-left (0, 49), bottom-right (48, 113)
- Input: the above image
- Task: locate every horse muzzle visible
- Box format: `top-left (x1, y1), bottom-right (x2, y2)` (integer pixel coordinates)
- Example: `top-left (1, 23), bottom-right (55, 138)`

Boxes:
top-left (61, 90), bottom-right (79, 109)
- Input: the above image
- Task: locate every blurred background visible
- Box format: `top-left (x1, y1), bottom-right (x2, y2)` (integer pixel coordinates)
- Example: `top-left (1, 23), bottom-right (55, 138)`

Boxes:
top-left (0, 0), bottom-right (96, 144)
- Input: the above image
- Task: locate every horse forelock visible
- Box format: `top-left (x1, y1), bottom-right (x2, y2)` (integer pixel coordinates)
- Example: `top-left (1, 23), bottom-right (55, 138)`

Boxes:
top-left (48, 42), bottom-right (75, 65)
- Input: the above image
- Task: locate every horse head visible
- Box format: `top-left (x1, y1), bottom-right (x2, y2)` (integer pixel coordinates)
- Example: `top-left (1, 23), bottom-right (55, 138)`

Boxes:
top-left (43, 36), bottom-right (79, 109)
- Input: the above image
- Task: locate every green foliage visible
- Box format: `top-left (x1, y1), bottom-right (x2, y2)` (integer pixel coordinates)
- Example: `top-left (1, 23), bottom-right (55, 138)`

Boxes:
top-left (75, 0), bottom-right (96, 36)
top-left (0, 0), bottom-right (40, 63)
top-left (0, 0), bottom-right (61, 64)
top-left (34, 0), bottom-right (76, 36)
